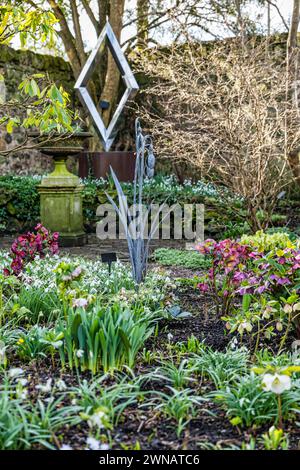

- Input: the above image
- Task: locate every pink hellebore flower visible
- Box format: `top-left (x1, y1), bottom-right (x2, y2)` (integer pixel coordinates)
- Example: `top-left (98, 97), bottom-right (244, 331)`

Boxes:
top-left (73, 298), bottom-right (88, 308)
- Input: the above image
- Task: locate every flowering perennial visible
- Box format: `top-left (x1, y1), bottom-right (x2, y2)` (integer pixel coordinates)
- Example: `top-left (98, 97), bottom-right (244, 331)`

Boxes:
top-left (3, 224), bottom-right (59, 276)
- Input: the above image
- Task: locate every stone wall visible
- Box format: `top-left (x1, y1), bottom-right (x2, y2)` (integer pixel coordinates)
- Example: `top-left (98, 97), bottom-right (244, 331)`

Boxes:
top-left (0, 45), bottom-right (74, 175)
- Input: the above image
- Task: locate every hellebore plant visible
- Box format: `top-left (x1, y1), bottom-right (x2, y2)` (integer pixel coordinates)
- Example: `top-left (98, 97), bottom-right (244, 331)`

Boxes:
top-left (222, 294), bottom-right (296, 354)
top-left (196, 236), bottom-right (300, 344)
top-left (236, 247), bottom-right (300, 297)
top-left (253, 365), bottom-right (300, 429)
top-left (195, 239), bottom-right (254, 315)
top-left (54, 261), bottom-right (95, 319)
top-left (3, 224), bottom-right (59, 277)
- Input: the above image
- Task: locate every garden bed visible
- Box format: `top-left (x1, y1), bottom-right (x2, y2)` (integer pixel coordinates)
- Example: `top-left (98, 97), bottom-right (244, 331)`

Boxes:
top-left (0, 246), bottom-right (300, 451)
top-left (1, 228), bottom-right (300, 451)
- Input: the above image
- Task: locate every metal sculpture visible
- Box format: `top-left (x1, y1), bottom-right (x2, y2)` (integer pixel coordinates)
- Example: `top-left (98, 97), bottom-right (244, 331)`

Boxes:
top-left (74, 21), bottom-right (139, 151)
top-left (106, 118), bottom-right (158, 286)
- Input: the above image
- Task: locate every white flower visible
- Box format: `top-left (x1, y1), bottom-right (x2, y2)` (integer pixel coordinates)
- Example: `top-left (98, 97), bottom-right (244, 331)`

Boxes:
top-left (16, 389), bottom-right (28, 400)
top-left (56, 379), bottom-right (67, 391)
top-left (167, 333), bottom-right (174, 342)
top-left (35, 378), bottom-right (52, 393)
top-left (73, 298), bottom-right (88, 308)
top-left (71, 266), bottom-right (82, 278)
top-left (0, 342), bottom-right (6, 364)
top-left (76, 349), bottom-right (84, 358)
top-left (18, 378), bottom-right (28, 386)
top-left (100, 443), bottom-right (110, 450)
top-left (230, 337), bottom-right (238, 350)
top-left (52, 340), bottom-right (63, 349)
top-left (45, 397), bottom-right (55, 403)
top-left (60, 444), bottom-right (73, 450)
top-left (262, 373), bottom-right (292, 395)
top-left (8, 368), bottom-right (24, 379)
top-left (87, 410), bottom-right (107, 429)
top-left (86, 437), bottom-right (100, 450)
top-left (238, 321), bottom-right (252, 334)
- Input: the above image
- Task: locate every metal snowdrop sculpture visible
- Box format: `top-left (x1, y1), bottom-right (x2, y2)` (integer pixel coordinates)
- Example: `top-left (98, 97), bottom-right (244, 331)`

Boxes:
top-left (106, 119), bottom-right (157, 286)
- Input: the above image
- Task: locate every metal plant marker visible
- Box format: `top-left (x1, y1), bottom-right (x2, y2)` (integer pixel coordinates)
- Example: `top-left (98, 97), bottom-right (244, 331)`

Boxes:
top-left (74, 21), bottom-right (139, 151)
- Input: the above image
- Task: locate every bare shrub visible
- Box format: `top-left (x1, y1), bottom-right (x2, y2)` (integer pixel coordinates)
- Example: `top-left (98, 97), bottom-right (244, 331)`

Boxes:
top-left (135, 39), bottom-right (300, 231)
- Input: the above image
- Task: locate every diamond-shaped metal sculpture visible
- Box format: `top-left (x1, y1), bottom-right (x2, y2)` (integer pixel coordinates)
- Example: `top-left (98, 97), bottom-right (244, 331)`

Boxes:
top-left (74, 21), bottom-right (139, 151)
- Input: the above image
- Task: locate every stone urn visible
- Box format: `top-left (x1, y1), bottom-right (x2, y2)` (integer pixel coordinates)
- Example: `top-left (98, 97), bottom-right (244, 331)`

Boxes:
top-left (31, 132), bottom-right (92, 247)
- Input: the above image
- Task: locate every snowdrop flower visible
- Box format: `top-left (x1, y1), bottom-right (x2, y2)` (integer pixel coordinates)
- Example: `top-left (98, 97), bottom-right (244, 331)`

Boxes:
top-left (56, 379), bottom-right (67, 391)
top-left (16, 388), bottom-right (28, 400)
top-left (8, 368), bottom-right (24, 379)
top-left (87, 410), bottom-right (107, 429)
top-left (18, 378), bottom-right (28, 386)
top-left (0, 342), bottom-right (6, 364)
top-left (86, 437), bottom-right (101, 450)
top-left (45, 396), bottom-right (55, 404)
top-left (262, 373), bottom-right (291, 395)
top-left (36, 378), bottom-right (52, 393)
top-left (60, 444), bottom-right (73, 450)
top-left (100, 443), bottom-right (110, 450)
top-left (230, 337), bottom-right (238, 350)
top-left (167, 333), bottom-right (174, 342)
top-left (76, 349), bottom-right (84, 358)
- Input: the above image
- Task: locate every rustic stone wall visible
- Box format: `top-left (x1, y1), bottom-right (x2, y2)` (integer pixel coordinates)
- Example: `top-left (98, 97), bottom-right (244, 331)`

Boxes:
top-left (0, 45), bottom-right (74, 175)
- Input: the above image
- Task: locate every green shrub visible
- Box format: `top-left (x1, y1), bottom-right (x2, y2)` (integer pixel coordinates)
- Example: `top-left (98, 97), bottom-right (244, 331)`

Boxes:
top-left (0, 176), bottom-right (40, 233)
top-left (1, 175), bottom-right (291, 240)
top-left (240, 230), bottom-right (299, 252)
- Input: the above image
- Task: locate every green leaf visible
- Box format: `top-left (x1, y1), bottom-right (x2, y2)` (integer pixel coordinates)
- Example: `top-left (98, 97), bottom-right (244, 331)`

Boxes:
top-left (32, 73), bottom-right (45, 79)
top-left (251, 367), bottom-right (266, 375)
top-left (119, 328), bottom-right (131, 352)
top-left (30, 79), bottom-right (40, 97)
top-left (71, 313), bottom-right (82, 339)
top-left (6, 119), bottom-right (15, 133)
top-left (230, 416), bottom-right (242, 426)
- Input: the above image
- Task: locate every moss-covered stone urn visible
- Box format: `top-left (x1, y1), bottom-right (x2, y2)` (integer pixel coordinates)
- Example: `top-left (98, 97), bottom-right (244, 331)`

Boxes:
top-left (33, 132), bottom-right (92, 247)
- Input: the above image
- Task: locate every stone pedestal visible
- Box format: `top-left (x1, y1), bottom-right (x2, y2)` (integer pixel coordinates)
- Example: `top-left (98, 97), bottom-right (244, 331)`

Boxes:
top-left (38, 154), bottom-right (86, 247)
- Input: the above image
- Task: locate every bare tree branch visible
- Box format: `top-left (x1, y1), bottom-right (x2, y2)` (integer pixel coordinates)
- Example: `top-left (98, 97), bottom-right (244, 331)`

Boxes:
top-left (70, 0), bottom-right (86, 65)
top-left (82, 0), bottom-right (100, 35)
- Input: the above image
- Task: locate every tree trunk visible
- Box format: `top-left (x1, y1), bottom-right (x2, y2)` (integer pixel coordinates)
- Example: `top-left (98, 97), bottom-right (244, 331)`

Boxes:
top-left (48, 0), bottom-right (82, 78)
top-left (100, 0), bottom-right (126, 128)
top-left (288, 0), bottom-right (300, 56)
top-left (287, 1), bottom-right (300, 185)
